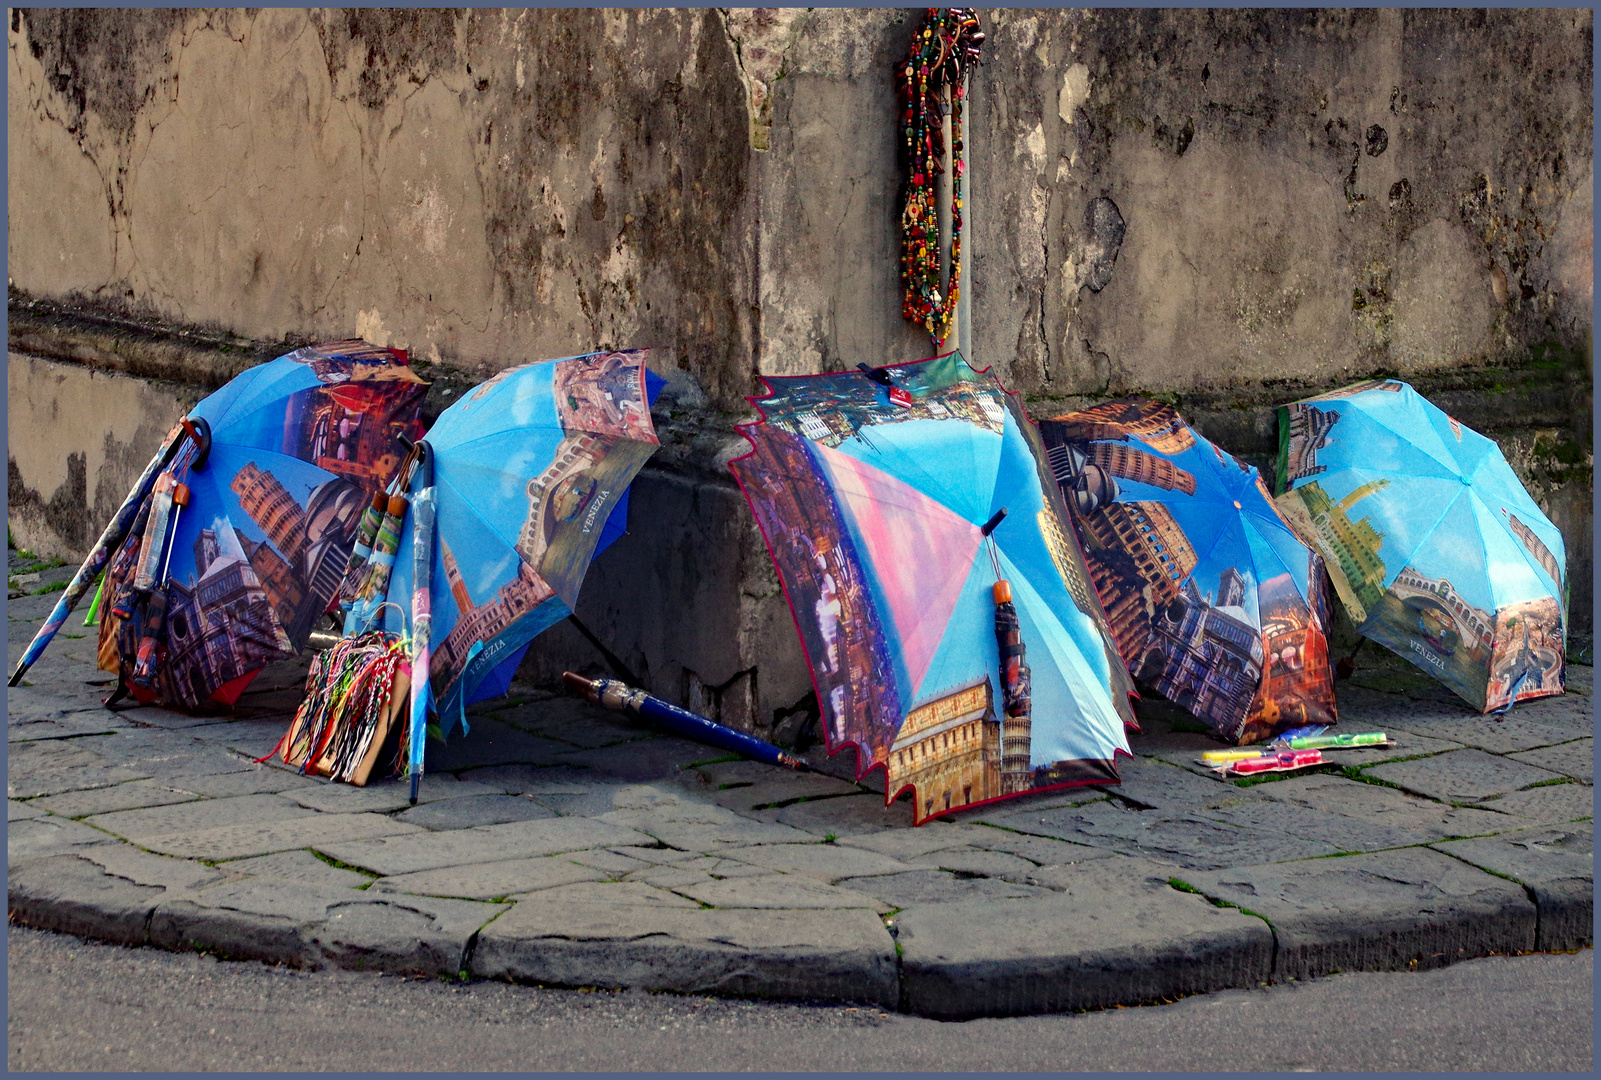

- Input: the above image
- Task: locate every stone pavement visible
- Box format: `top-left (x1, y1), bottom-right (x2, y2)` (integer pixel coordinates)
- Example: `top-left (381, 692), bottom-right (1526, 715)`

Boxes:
top-left (7, 569), bottom-right (1594, 1019)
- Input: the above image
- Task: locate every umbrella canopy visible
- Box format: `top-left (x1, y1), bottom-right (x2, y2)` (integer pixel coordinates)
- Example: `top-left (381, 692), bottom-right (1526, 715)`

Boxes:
top-left (730, 351), bottom-right (1136, 824)
top-left (382, 349), bottom-right (664, 732)
top-left (97, 340), bottom-right (427, 708)
top-left (1274, 378), bottom-right (1566, 713)
top-left (1040, 397), bottom-right (1337, 746)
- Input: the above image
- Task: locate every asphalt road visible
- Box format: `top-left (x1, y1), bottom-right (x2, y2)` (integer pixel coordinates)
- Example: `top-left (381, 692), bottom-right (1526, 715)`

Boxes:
top-left (6, 926), bottom-right (1591, 1072)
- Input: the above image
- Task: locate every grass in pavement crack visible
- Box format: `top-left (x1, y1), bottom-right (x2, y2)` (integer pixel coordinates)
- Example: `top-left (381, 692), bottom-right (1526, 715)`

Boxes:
top-left (1168, 877), bottom-right (1272, 924)
top-left (1524, 777), bottom-right (1576, 789)
top-left (310, 850), bottom-right (380, 878)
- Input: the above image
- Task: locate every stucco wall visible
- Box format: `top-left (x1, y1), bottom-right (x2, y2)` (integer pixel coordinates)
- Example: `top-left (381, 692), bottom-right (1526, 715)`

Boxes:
top-left (8, 8), bottom-right (1593, 730)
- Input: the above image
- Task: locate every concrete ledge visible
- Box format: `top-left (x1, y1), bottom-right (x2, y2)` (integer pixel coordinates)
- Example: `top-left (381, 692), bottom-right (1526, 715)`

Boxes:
top-left (470, 900), bottom-right (898, 1007)
top-left (895, 858), bottom-right (1275, 1020)
top-left (1432, 823), bottom-right (1594, 952)
top-left (8, 854), bottom-right (165, 946)
top-left (1180, 848), bottom-right (1538, 981)
top-left (147, 879), bottom-right (506, 977)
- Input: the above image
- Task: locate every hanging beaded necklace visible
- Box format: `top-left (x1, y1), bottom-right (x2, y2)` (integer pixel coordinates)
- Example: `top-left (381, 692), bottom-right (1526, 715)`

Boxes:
top-left (897, 8), bottom-right (985, 348)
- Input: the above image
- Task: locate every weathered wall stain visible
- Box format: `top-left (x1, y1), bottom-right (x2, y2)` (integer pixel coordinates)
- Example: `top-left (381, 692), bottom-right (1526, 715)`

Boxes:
top-left (8, 8), bottom-right (1593, 725)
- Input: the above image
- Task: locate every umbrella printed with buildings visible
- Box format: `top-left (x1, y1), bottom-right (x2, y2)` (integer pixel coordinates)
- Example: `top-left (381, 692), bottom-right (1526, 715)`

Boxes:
top-left (732, 352), bottom-right (1137, 823)
top-left (380, 350), bottom-right (663, 728)
top-left (1275, 379), bottom-right (1566, 713)
top-left (1041, 398), bottom-right (1337, 745)
top-left (96, 342), bottom-right (427, 709)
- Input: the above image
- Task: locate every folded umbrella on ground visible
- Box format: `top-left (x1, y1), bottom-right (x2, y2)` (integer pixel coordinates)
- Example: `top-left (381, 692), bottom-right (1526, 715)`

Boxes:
top-left (730, 350), bottom-right (1137, 824)
top-left (1274, 378), bottom-right (1567, 714)
top-left (1039, 396), bottom-right (1338, 746)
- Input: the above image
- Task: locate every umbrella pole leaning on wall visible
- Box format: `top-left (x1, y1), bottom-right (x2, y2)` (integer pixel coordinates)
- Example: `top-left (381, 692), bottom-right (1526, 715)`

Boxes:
top-left (9, 420), bottom-right (192, 687)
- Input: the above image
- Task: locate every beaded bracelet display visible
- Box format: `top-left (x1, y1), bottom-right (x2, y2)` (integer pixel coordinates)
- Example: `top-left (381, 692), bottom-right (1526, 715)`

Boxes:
top-left (897, 8), bottom-right (985, 347)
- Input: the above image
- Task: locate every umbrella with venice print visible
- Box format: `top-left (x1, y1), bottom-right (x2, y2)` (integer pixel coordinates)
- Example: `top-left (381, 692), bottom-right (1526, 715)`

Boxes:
top-left (89, 340), bottom-right (426, 709)
top-left (730, 350), bottom-right (1136, 825)
top-left (1274, 378), bottom-right (1567, 714)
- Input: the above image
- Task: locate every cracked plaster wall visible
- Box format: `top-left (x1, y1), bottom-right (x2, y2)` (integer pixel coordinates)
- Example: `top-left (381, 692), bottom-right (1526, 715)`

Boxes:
top-left (8, 9), bottom-right (1594, 729)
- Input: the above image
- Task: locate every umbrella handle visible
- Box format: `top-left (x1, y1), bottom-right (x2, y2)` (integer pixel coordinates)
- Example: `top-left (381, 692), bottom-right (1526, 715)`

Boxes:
top-left (179, 416), bottom-right (212, 471)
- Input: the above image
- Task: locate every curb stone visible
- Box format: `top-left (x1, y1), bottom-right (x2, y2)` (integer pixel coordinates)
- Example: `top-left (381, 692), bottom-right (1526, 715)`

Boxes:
top-left (469, 899), bottom-right (899, 1006)
top-left (1178, 848), bottom-right (1538, 981)
top-left (895, 858), bottom-right (1276, 1019)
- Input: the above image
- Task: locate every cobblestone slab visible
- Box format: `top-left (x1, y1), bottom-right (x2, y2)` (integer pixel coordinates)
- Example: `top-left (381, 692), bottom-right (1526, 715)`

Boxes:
top-left (551, 734), bottom-right (717, 782)
top-left (766, 794), bottom-right (914, 836)
top-left (283, 775), bottom-right (512, 814)
top-left (834, 822), bottom-right (995, 860)
top-left (8, 713), bottom-right (131, 742)
top-left (30, 779), bottom-right (201, 818)
top-left (1207, 774), bottom-right (1515, 840)
top-left (7, 739), bottom-right (153, 798)
top-left (8, 799), bottom-right (47, 821)
top-left (1433, 822), bottom-right (1594, 951)
top-left (715, 842), bottom-right (930, 883)
top-left (171, 768), bottom-right (319, 797)
top-left (147, 878), bottom-right (506, 976)
top-left (963, 827), bottom-right (1119, 866)
top-left (83, 793), bottom-right (313, 842)
top-left (670, 874), bottom-right (890, 912)
top-left (422, 718), bottom-right (579, 771)
top-left (1509, 739), bottom-right (1594, 783)
top-left (501, 880), bottom-right (699, 906)
top-left (1179, 848), bottom-right (1537, 981)
top-left (7, 816), bottom-right (121, 863)
top-left (837, 869), bottom-right (1054, 909)
top-left (1101, 756), bottom-right (1237, 810)
top-left (1477, 782), bottom-right (1595, 825)
top-left (918, 846), bottom-right (1040, 879)
top-left (1365, 749), bottom-right (1566, 802)
top-left (219, 850), bottom-right (374, 890)
top-left (396, 794), bottom-right (558, 830)
top-left (184, 718), bottom-right (296, 758)
top-left (316, 816), bottom-right (653, 876)
top-left (975, 800), bottom-right (1344, 869)
top-left (139, 812), bottom-right (422, 861)
top-left (622, 818), bottom-right (822, 851)
top-left (471, 898), bottom-right (898, 1006)
top-left (368, 856), bottom-right (610, 900)
top-left (896, 857), bottom-right (1274, 1019)
top-left (450, 764), bottom-right (598, 795)
top-left (1383, 714), bottom-right (1590, 755)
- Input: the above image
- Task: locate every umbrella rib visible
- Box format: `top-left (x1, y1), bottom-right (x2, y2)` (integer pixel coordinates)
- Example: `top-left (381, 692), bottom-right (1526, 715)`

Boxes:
top-left (1473, 487), bottom-right (1564, 602)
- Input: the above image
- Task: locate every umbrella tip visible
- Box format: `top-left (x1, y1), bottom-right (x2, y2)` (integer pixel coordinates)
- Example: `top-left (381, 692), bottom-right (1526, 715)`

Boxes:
top-left (981, 507), bottom-right (1008, 536)
top-left (562, 670), bottom-right (597, 697)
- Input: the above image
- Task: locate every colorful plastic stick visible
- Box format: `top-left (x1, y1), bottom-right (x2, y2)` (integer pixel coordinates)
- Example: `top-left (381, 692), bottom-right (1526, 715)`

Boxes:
top-left (9, 422), bottom-right (188, 687)
top-left (563, 672), bottom-right (807, 771)
top-left (1225, 748), bottom-right (1324, 776)
top-left (1282, 732), bottom-right (1389, 751)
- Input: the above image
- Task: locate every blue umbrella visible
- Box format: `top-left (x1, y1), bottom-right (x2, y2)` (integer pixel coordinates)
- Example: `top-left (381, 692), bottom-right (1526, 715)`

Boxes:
top-left (48, 341), bottom-right (426, 709)
top-left (382, 349), bottom-right (664, 737)
top-left (1275, 378), bottom-right (1567, 713)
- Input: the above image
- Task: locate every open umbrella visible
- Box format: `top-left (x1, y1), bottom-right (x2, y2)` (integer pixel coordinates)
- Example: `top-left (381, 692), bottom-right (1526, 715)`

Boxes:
top-left (730, 351), bottom-right (1136, 825)
top-left (381, 349), bottom-right (665, 736)
top-left (92, 340), bottom-right (427, 709)
top-left (1039, 397), bottom-right (1338, 746)
top-left (1274, 378), bottom-right (1566, 714)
